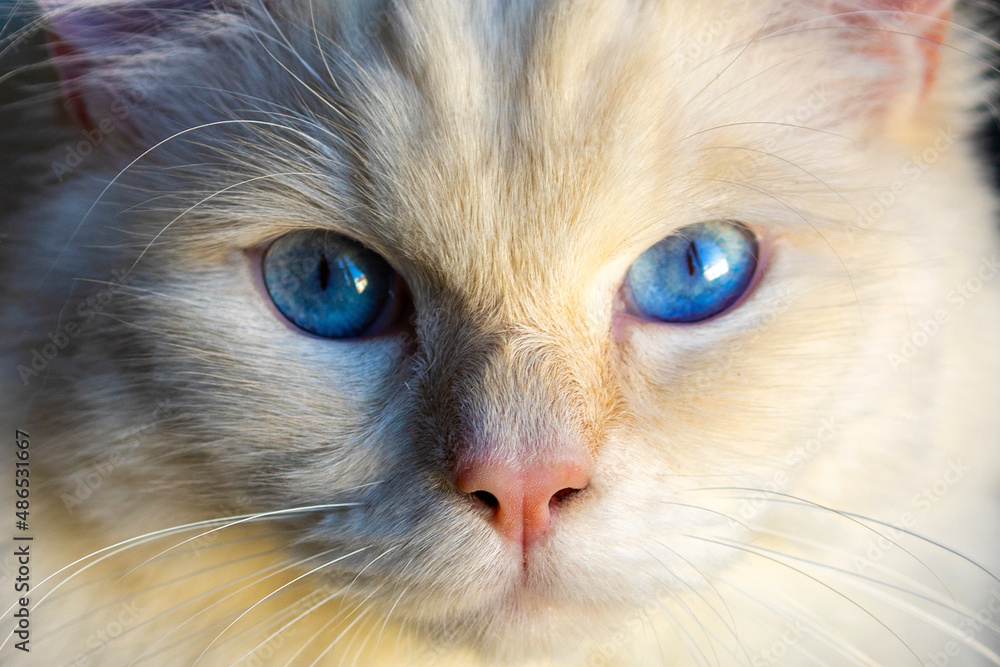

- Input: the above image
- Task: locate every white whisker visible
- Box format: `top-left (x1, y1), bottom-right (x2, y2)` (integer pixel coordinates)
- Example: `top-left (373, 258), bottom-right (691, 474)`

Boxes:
top-left (191, 546), bottom-right (371, 665)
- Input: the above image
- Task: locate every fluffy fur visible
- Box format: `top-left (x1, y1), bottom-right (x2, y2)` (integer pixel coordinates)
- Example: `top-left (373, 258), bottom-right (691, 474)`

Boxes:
top-left (2, 0), bottom-right (1000, 664)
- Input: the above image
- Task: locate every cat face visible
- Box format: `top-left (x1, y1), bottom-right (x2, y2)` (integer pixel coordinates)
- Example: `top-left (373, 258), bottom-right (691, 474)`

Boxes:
top-left (4, 0), bottom-right (1000, 664)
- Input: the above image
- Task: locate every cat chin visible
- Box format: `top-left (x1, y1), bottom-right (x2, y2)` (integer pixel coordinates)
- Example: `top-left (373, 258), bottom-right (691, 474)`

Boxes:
top-left (285, 531), bottom-right (666, 654)
top-left (404, 590), bottom-right (637, 664)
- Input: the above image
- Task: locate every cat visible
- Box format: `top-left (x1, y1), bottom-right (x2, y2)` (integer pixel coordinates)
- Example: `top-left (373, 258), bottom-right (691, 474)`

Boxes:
top-left (2, 0), bottom-right (1000, 664)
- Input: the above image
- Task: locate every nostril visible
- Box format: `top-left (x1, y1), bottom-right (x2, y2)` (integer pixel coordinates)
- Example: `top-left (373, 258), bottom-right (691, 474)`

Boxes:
top-left (550, 486), bottom-right (584, 507)
top-left (455, 452), bottom-right (592, 548)
top-left (471, 490), bottom-right (499, 510)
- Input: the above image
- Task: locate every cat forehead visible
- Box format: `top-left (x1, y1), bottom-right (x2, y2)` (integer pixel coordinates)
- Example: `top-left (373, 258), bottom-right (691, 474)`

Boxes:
top-left (264, 0), bottom-right (823, 257)
top-left (148, 0), bottom-right (862, 295)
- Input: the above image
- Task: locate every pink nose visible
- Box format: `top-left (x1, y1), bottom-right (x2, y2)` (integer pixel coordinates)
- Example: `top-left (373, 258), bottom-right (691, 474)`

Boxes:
top-left (455, 452), bottom-right (591, 550)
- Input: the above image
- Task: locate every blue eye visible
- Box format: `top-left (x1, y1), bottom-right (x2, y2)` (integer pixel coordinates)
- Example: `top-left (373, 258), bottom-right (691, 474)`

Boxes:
top-left (625, 220), bottom-right (759, 323)
top-left (262, 230), bottom-right (395, 338)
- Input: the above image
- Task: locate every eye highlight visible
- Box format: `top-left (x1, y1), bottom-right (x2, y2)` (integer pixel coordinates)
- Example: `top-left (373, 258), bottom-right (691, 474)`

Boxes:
top-left (625, 220), bottom-right (759, 323)
top-left (262, 230), bottom-right (395, 338)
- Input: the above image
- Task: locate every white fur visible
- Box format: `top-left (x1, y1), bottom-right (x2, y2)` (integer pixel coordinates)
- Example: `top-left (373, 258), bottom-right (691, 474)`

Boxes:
top-left (2, 0), bottom-right (999, 664)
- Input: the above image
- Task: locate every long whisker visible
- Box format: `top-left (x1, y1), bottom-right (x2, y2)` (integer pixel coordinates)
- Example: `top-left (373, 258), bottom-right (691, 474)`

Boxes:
top-left (653, 597), bottom-right (716, 667)
top-left (675, 0), bottom-right (783, 114)
top-left (45, 532), bottom-right (274, 607)
top-left (174, 574), bottom-right (336, 662)
top-left (221, 547), bottom-right (398, 665)
top-left (242, 7), bottom-right (349, 124)
top-left (719, 536), bottom-right (1000, 663)
top-left (334, 545), bottom-right (399, 615)
top-left (678, 121), bottom-right (852, 144)
top-left (135, 577), bottom-right (311, 665)
top-left (0, 503), bottom-right (354, 651)
top-left (112, 503), bottom-right (359, 588)
top-left (699, 145), bottom-right (861, 217)
top-left (630, 554), bottom-right (724, 665)
top-left (754, 526), bottom-right (964, 608)
top-left (40, 536), bottom-right (281, 643)
top-left (661, 500), bottom-right (755, 532)
top-left (682, 532), bottom-right (924, 664)
top-left (369, 585), bottom-right (409, 667)
top-left (0, 13), bottom-right (47, 66)
top-left (307, 0), bottom-right (340, 94)
top-left (127, 171), bottom-right (323, 272)
top-left (268, 586), bottom-right (350, 666)
top-left (717, 575), bottom-right (867, 666)
top-left (191, 546), bottom-right (371, 665)
top-left (307, 591), bottom-right (381, 667)
top-left (125, 544), bottom-right (354, 666)
top-left (719, 532), bottom-right (996, 631)
top-left (42, 118), bottom-right (329, 285)
top-left (649, 539), bottom-right (752, 664)
top-left (271, 582), bottom-right (384, 667)
top-left (696, 487), bottom-right (999, 585)
top-left (242, 549), bottom-right (397, 667)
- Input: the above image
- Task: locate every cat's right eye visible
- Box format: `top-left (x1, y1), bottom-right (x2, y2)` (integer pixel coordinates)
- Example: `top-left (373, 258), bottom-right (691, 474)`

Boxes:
top-left (624, 220), bottom-right (759, 323)
top-left (262, 230), bottom-right (398, 338)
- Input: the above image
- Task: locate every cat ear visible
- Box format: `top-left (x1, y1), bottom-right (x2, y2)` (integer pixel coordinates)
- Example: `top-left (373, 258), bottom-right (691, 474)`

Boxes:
top-left (829, 0), bottom-right (955, 110)
top-left (40, 0), bottom-right (225, 131)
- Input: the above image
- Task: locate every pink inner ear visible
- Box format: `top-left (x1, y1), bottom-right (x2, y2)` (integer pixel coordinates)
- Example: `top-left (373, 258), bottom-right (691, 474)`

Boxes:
top-left (40, 0), bottom-right (221, 131)
top-left (834, 0), bottom-right (952, 13)
top-left (860, 0), bottom-right (944, 10)
top-left (916, 9), bottom-right (950, 100)
top-left (46, 33), bottom-right (95, 132)
top-left (830, 0), bottom-right (954, 102)
top-left (830, 0), bottom-right (953, 25)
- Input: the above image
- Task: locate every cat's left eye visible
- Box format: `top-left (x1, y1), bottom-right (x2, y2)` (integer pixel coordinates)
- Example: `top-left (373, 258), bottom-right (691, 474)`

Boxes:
top-left (625, 220), bottom-right (759, 323)
top-left (262, 230), bottom-right (398, 338)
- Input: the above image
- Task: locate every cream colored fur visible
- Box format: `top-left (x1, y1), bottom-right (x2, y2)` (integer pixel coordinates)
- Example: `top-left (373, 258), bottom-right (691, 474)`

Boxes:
top-left (1, 0), bottom-right (999, 664)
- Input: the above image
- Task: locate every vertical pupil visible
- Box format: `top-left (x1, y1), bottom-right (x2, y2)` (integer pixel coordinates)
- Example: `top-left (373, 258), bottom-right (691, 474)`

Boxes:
top-left (685, 241), bottom-right (702, 277)
top-left (318, 252), bottom-right (330, 291)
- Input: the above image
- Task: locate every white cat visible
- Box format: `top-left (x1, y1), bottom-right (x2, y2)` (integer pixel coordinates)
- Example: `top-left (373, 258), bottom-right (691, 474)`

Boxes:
top-left (2, 0), bottom-right (1000, 665)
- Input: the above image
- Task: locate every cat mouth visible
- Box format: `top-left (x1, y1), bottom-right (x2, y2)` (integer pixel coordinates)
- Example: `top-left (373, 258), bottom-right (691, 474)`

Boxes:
top-left (504, 584), bottom-right (559, 612)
